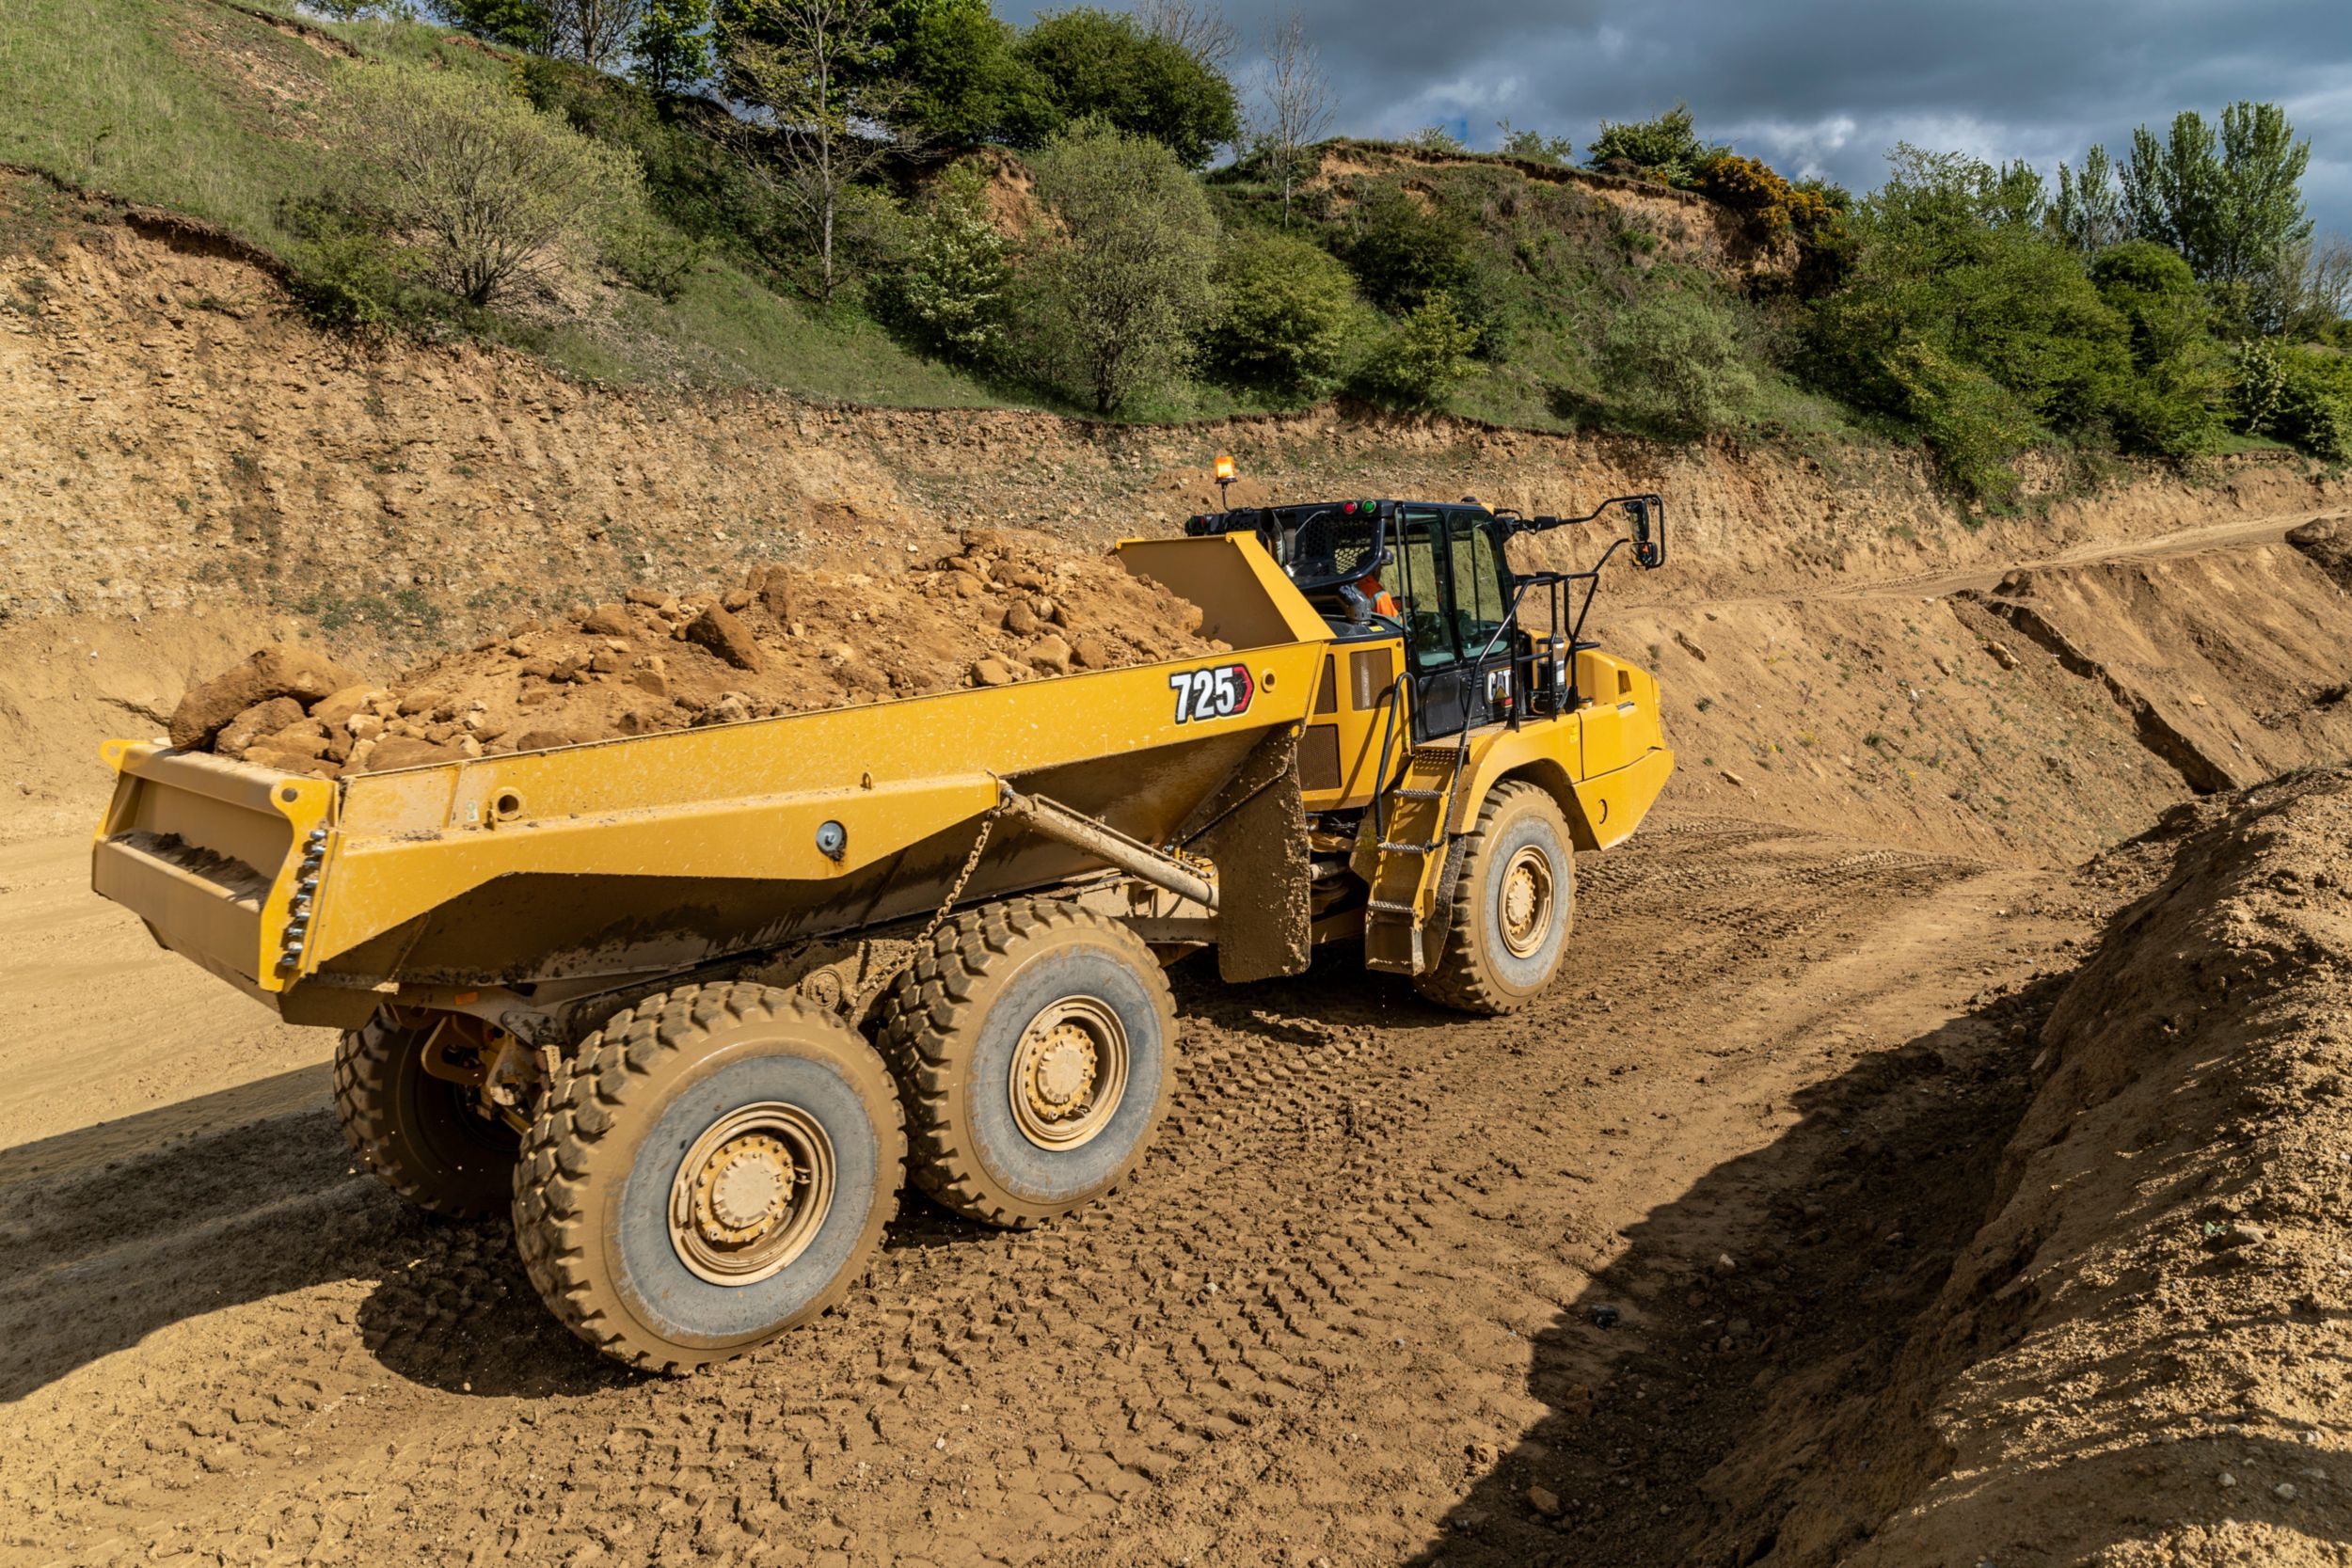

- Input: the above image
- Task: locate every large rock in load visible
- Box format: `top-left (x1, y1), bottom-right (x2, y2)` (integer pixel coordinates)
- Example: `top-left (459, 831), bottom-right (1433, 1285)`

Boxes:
top-left (168, 644), bottom-right (366, 750)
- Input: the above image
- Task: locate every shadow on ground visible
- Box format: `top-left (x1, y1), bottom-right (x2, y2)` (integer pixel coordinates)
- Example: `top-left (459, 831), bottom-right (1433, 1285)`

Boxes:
top-left (1406, 976), bottom-right (2062, 1568)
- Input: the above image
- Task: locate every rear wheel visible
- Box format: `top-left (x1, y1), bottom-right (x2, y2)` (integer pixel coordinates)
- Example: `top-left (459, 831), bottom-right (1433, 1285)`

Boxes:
top-left (1415, 781), bottom-right (1576, 1015)
top-left (879, 899), bottom-right (1177, 1229)
top-left (334, 1011), bottom-right (518, 1218)
top-left (511, 983), bottom-right (902, 1373)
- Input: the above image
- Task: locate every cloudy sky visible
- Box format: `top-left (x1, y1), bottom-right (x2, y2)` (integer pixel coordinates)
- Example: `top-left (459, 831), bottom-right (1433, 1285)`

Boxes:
top-left (1094, 0), bottom-right (2352, 236)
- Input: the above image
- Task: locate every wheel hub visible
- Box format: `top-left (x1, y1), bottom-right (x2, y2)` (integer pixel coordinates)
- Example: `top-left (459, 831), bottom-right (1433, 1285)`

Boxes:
top-left (1009, 997), bottom-right (1129, 1150)
top-left (1499, 845), bottom-right (1555, 959)
top-left (670, 1104), bottom-right (834, 1286)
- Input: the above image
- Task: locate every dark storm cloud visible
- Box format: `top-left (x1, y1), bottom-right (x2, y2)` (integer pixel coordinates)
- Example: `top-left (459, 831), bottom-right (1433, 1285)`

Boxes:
top-left (1089, 0), bottom-right (2352, 234)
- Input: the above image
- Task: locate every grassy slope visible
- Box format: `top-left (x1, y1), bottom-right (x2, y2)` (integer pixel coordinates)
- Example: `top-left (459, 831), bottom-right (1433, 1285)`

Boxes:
top-left (0, 0), bottom-right (1905, 455)
top-left (0, 0), bottom-right (1004, 405)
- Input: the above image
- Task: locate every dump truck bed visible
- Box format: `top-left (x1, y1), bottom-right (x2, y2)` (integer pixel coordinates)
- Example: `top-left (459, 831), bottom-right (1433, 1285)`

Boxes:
top-left (92, 535), bottom-right (1331, 1022)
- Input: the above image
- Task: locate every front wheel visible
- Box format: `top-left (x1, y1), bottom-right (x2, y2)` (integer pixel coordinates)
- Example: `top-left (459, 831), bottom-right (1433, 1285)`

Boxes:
top-left (511, 984), bottom-right (903, 1373)
top-left (1415, 781), bottom-right (1576, 1015)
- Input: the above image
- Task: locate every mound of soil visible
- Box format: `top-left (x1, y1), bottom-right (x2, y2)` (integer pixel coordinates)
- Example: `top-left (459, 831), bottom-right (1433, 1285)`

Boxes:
top-left (169, 531), bottom-right (1223, 778)
top-left (1701, 768), bottom-right (2352, 1565)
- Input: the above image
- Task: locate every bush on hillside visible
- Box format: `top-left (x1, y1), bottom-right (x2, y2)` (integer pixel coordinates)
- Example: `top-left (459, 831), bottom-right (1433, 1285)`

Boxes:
top-left (329, 62), bottom-right (645, 309)
top-left (2271, 349), bottom-right (2352, 460)
top-left (1349, 292), bottom-right (1481, 409)
top-left (1802, 146), bottom-right (2131, 495)
top-left (1020, 119), bottom-right (1221, 412)
top-left (1205, 232), bottom-right (1361, 396)
top-left (1597, 285), bottom-right (1756, 435)
top-left (2090, 241), bottom-right (2225, 457)
top-left (1011, 8), bottom-right (1238, 168)
top-left (878, 162), bottom-right (1011, 362)
top-left (1585, 103), bottom-right (1722, 185)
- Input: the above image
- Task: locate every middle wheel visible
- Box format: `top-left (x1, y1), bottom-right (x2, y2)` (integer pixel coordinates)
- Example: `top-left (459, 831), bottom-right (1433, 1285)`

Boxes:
top-left (880, 897), bottom-right (1177, 1228)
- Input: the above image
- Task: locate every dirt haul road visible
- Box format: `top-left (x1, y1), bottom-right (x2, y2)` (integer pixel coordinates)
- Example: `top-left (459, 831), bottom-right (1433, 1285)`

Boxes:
top-left (2, 809), bottom-right (2061, 1568)
top-left (6, 511), bottom-right (2351, 1568)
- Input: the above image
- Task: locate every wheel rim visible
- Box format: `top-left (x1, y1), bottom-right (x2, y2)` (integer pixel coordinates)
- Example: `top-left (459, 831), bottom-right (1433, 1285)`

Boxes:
top-left (1498, 844), bottom-right (1556, 959)
top-left (668, 1102), bottom-right (835, 1287)
top-left (1007, 995), bottom-right (1130, 1150)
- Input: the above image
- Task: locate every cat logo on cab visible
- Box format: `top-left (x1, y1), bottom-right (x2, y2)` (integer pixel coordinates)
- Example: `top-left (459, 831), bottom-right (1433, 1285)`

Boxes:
top-left (1168, 662), bottom-right (1255, 724)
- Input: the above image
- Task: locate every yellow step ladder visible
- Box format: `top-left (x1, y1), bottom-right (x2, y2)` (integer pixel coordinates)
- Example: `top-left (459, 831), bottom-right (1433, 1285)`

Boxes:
top-left (1362, 744), bottom-right (1468, 974)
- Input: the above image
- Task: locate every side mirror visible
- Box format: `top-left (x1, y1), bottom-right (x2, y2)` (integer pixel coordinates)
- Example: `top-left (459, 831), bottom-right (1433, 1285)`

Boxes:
top-left (1626, 497), bottom-right (1665, 570)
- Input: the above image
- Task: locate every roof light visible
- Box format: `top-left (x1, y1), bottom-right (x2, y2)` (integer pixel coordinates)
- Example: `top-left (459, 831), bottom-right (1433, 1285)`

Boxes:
top-left (1214, 453), bottom-right (1235, 482)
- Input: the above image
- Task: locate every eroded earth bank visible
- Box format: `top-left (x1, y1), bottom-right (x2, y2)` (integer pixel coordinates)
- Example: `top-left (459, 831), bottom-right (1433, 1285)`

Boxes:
top-left (4, 198), bottom-right (2351, 1568)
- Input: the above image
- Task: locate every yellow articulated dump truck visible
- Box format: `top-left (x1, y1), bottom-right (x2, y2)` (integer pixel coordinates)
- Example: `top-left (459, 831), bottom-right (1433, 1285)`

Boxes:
top-left (91, 494), bottom-right (1673, 1371)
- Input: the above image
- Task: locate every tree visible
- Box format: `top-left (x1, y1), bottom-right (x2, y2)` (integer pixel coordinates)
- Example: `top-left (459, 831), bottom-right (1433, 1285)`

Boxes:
top-left (723, 0), bottom-right (909, 303)
top-left (1251, 12), bottom-right (1330, 226)
top-left (2051, 143), bottom-right (2125, 253)
top-left (631, 0), bottom-right (712, 95)
top-left (2090, 241), bottom-right (2225, 456)
top-left (1206, 231), bottom-right (1359, 395)
top-left (1496, 119), bottom-right (1573, 166)
top-left (884, 0), bottom-right (1054, 146)
top-left (1010, 9), bottom-right (1239, 168)
top-left (1350, 292), bottom-right (1481, 409)
top-left (328, 63), bottom-right (644, 309)
top-left (1585, 102), bottom-right (1720, 185)
top-left (1022, 120), bottom-right (1221, 412)
top-left (547, 0), bottom-right (644, 68)
top-left (1802, 145), bottom-right (2129, 498)
top-left (430, 0), bottom-right (550, 51)
top-left (889, 162), bottom-right (1011, 360)
top-left (2122, 103), bottom-right (2312, 297)
top-left (1132, 0), bottom-right (1235, 72)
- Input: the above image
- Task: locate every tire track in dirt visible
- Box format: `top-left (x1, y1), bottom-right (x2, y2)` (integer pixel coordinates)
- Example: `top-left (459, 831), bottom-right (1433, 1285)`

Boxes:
top-left (2, 819), bottom-right (2034, 1568)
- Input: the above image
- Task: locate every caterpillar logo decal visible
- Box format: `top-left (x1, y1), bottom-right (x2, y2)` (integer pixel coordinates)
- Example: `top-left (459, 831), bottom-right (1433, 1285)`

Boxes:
top-left (1168, 662), bottom-right (1255, 724)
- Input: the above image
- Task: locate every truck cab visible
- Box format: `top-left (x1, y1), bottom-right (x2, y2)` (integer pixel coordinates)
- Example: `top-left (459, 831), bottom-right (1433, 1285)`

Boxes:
top-left (1182, 496), bottom-right (1671, 815)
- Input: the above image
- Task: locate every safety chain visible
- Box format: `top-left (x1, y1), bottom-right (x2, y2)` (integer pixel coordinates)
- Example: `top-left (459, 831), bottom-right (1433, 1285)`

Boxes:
top-left (913, 803), bottom-right (1005, 952)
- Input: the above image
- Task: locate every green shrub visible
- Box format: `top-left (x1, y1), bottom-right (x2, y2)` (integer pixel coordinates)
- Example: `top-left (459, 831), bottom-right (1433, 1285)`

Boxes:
top-left (2273, 349), bottom-right (2352, 460)
top-left (1597, 285), bottom-right (1756, 434)
top-left (1585, 103), bottom-right (1722, 185)
top-left (1346, 185), bottom-right (1470, 312)
top-left (329, 61), bottom-right (646, 309)
top-left (1887, 342), bottom-right (2040, 503)
top-left (882, 162), bottom-right (1011, 362)
top-left (278, 198), bottom-right (428, 328)
top-left (1011, 8), bottom-right (1238, 168)
top-left (1020, 119), bottom-right (1221, 412)
top-left (602, 212), bottom-right (706, 300)
top-left (1205, 232), bottom-right (1360, 396)
top-left (1350, 292), bottom-right (1481, 409)
top-left (2090, 241), bottom-right (2224, 457)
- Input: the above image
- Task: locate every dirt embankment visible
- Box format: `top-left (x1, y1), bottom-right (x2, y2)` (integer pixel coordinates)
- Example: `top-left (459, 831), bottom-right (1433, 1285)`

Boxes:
top-left (1687, 768), bottom-right (2352, 1566)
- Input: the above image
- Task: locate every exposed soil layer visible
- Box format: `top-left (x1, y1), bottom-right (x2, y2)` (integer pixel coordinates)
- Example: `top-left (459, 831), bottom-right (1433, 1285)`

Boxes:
top-left (1682, 768), bottom-right (2352, 1568)
top-left (166, 531), bottom-right (1219, 777)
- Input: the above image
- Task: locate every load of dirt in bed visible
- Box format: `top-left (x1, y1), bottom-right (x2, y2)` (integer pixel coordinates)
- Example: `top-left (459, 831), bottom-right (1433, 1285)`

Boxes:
top-left (166, 531), bottom-right (1224, 778)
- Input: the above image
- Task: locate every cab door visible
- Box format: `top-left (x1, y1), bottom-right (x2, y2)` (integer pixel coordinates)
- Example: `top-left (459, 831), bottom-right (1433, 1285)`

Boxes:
top-left (1395, 508), bottom-right (1516, 744)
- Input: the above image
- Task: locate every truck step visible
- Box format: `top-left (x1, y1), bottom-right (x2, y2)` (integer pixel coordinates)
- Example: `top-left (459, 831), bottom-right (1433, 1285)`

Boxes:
top-left (1392, 786), bottom-right (1449, 800)
top-left (1365, 898), bottom-right (1420, 917)
top-left (1376, 840), bottom-right (1441, 855)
